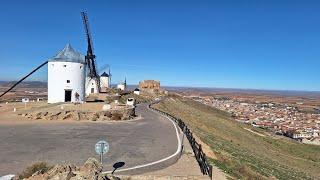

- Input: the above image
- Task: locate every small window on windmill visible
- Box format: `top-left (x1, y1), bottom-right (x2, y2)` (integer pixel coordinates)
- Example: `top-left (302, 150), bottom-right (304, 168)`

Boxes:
top-left (67, 80), bottom-right (70, 83)
top-left (92, 83), bottom-right (94, 85)
top-left (63, 65), bottom-right (67, 67)
top-left (80, 65), bottom-right (82, 69)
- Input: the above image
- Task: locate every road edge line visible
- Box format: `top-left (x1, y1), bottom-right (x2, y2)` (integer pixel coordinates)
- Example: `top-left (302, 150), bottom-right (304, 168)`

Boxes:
top-left (102, 104), bottom-right (182, 174)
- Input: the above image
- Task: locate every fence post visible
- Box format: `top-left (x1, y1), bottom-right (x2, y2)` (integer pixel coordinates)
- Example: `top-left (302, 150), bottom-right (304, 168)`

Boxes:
top-left (180, 126), bottom-right (186, 158)
top-left (198, 144), bottom-right (205, 174)
top-left (209, 165), bottom-right (213, 180)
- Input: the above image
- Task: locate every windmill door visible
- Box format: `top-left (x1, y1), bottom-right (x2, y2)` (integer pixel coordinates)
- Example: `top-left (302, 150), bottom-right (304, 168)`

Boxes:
top-left (65, 90), bottom-right (72, 102)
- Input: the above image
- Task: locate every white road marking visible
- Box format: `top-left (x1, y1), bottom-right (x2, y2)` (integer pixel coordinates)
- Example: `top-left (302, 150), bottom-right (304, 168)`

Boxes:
top-left (103, 105), bottom-right (182, 174)
top-left (0, 175), bottom-right (15, 180)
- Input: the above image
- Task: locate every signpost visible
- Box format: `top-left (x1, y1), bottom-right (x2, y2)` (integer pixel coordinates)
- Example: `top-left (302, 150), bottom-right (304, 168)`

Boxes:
top-left (95, 140), bottom-right (109, 165)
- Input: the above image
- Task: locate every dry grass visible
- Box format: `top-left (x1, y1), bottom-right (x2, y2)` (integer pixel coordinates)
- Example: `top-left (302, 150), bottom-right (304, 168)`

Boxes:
top-left (18, 162), bottom-right (51, 179)
top-left (153, 95), bottom-right (320, 180)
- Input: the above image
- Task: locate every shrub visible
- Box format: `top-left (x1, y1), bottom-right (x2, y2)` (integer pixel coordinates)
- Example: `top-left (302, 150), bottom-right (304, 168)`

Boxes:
top-left (104, 111), bottom-right (112, 118)
top-left (111, 113), bottom-right (122, 120)
top-left (18, 162), bottom-right (51, 179)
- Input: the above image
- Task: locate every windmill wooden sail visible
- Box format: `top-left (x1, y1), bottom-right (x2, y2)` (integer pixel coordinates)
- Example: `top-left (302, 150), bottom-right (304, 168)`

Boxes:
top-left (81, 12), bottom-right (100, 93)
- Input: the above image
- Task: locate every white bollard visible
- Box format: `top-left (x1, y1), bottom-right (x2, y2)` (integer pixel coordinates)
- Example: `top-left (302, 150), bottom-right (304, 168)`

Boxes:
top-left (13, 108), bottom-right (16, 112)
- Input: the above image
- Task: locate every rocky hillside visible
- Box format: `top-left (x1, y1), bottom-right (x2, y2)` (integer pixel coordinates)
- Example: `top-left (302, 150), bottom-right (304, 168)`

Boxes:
top-left (0, 81), bottom-right (47, 88)
top-left (16, 158), bottom-right (118, 180)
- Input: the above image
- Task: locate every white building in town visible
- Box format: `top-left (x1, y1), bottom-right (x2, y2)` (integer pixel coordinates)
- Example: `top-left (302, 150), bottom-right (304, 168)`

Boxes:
top-left (47, 44), bottom-right (86, 103)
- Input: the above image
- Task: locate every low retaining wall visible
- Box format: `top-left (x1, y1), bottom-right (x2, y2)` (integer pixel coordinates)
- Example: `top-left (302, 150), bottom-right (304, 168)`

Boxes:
top-left (19, 106), bottom-right (136, 121)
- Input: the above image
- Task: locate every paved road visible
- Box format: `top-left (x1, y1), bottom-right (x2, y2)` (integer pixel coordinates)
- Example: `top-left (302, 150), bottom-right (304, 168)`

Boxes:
top-left (0, 103), bottom-right (178, 175)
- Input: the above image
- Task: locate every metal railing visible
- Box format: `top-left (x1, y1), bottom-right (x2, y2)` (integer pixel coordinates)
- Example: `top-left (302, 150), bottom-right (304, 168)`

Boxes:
top-left (149, 101), bottom-right (213, 179)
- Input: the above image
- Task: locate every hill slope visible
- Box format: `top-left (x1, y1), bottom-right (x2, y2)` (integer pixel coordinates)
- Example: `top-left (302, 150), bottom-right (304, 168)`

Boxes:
top-left (0, 81), bottom-right (47, 88)
top-left (153, 95), bottom-right (320, 179)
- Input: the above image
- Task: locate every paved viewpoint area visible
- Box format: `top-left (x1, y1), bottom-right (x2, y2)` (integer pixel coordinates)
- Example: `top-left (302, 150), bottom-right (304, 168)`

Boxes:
top-left (0, 104), bottom-right (178, 175)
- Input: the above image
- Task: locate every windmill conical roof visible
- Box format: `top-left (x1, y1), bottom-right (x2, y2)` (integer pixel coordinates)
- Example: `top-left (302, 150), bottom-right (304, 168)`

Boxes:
top-left (49, 44), bottom-right (86, 64)
top-left (101, 72), bottom-right (109, 77)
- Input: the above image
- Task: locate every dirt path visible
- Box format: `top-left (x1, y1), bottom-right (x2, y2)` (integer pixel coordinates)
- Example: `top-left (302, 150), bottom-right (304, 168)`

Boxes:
top-left (243, 127), bottom-right (266, 137)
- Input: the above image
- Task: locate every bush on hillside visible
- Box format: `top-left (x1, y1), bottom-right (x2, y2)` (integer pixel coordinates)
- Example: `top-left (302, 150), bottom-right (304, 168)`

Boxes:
top-left (18, 162), bottom-right (52, 179)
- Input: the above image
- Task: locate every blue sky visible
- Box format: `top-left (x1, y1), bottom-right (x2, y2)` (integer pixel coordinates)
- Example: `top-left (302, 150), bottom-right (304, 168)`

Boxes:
top-left (0, 0), bottom-right (319, 91)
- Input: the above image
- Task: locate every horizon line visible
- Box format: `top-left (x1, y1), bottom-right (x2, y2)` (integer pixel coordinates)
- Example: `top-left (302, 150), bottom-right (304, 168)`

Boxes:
top-left (1, 80), bottom-right (319, 93)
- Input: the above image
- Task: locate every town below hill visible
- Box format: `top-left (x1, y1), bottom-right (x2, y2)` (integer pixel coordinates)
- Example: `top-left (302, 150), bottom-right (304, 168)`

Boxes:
top-left (153, 94), bottom-right (320, 179)
top-left (176, 88), bottom-right (320, 145)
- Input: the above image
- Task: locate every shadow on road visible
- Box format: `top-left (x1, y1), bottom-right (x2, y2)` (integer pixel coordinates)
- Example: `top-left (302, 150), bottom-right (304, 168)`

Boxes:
top-left (112, 162), bottom-right (125, 174)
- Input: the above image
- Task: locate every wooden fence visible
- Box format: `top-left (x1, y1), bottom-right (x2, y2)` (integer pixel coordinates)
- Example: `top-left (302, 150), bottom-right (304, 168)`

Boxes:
top-left (149, 101), bottom-right (213, 179)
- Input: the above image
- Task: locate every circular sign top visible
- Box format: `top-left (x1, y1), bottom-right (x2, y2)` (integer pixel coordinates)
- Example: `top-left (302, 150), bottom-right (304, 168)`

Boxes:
top-left (95, 140), bottom-right (109, 155)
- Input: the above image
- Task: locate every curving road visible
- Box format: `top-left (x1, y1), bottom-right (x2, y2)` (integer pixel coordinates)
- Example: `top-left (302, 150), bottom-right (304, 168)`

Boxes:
top-left (0, 103), bottom-right (179, 175)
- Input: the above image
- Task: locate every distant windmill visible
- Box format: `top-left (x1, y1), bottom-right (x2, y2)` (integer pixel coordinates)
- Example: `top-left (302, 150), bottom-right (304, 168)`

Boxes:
top-left (98, 64), bottom-right (112, 88)
top-left (81, 12), bottom-right (100, 93)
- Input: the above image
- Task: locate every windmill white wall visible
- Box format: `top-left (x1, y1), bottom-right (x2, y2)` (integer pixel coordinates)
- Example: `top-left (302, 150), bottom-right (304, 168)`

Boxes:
top-left (85, 78), bottom-right (99, 96)
top-left (117, 83), bottom-right (126, 91)
top-left (48, 44), bottom-right (86, 103)
top-left (117, 78), bottom-right (127, 91)
top-left (100, 72), bottom-right (110, 89)
top-left (100, 77), bottom-right (109, 88)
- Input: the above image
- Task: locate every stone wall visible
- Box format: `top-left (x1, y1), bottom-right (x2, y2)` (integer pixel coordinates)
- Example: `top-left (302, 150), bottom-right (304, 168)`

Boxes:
top-left (139, 80), bottom-right (161, 95)
top-left (139, 80), bottom-right (160, 90)
top-left (19, 106), bottom-right (135, 121)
